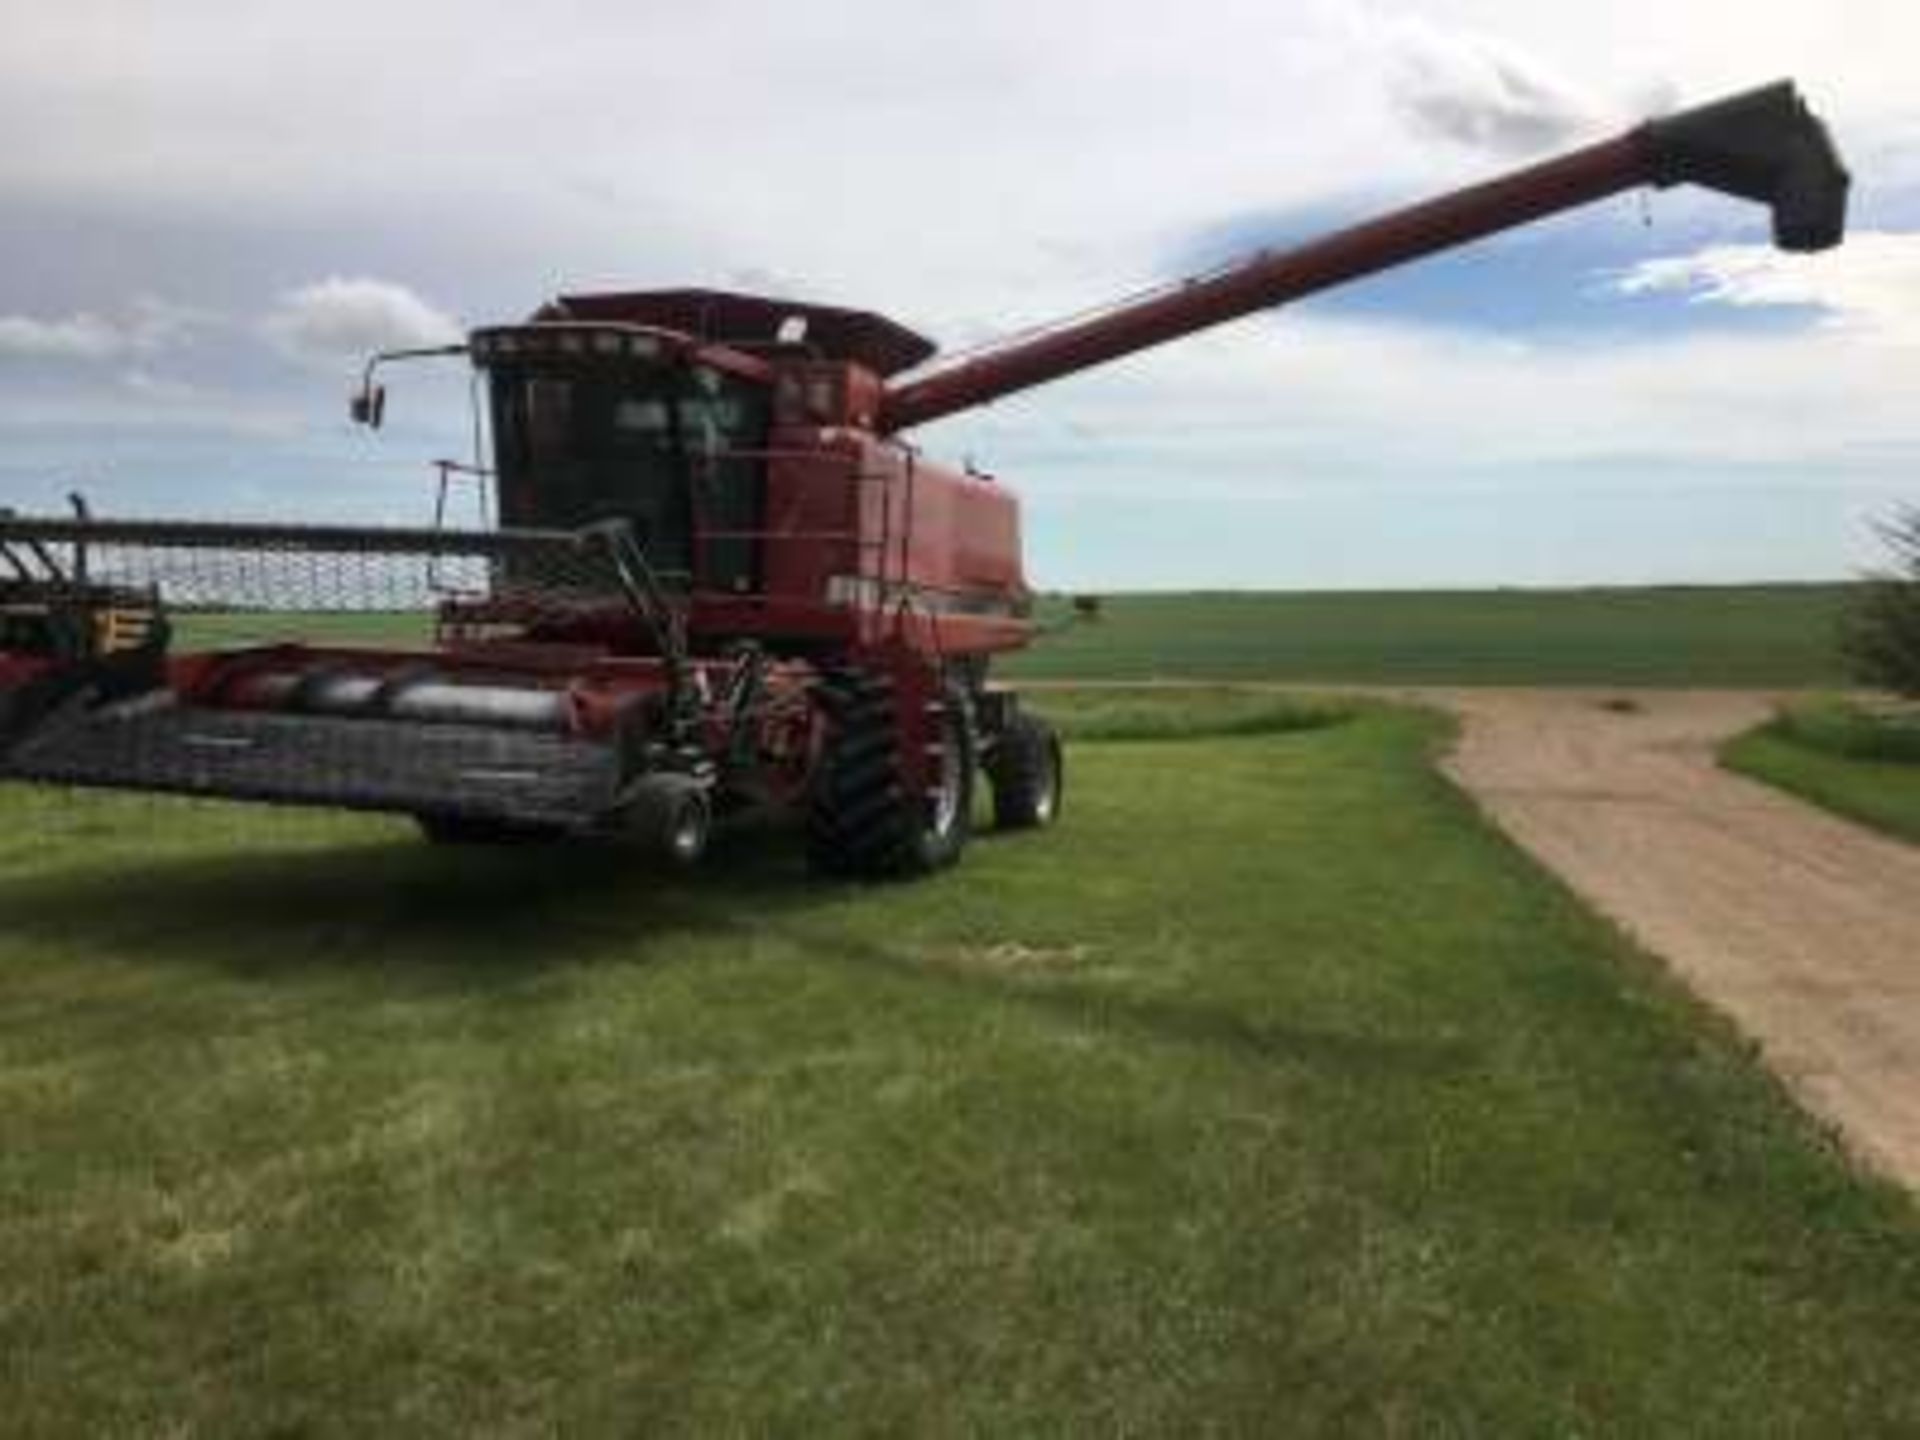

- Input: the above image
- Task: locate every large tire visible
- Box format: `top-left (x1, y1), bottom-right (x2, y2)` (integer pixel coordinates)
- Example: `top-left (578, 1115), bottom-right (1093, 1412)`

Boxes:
top-left (807, 668), bottom-right (973, 879)
top-left (988, 710), bottom-right (1063, 830)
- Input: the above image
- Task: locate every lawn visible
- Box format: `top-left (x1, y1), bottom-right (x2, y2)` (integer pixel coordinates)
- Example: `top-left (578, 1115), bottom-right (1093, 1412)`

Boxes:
top-left (1006, 584), bottom-right (1855, 687)
top-left (1722, 697), bottom-right (1920, 844)
top-left (3, 691), bottom-right (1918, 1435)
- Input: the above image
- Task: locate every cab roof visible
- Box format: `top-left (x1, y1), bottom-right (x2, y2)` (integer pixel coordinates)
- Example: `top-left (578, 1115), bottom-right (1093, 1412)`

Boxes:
top-left (538, 288), bottom-right (937, 378)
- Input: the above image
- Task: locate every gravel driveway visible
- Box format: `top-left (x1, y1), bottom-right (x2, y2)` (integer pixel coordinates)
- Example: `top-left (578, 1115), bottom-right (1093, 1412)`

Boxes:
top-left (1439, 688), bottom-right (1920, 1192)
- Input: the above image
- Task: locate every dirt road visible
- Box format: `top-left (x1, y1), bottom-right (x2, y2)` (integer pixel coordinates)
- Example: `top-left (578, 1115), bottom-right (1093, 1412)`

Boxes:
top-left (1437, 689), bottom-right (1920, 1191)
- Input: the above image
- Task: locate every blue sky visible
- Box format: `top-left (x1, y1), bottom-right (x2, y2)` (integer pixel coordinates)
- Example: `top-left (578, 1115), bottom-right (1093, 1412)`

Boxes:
top-left (1, 1), bottom-right (1915, 590)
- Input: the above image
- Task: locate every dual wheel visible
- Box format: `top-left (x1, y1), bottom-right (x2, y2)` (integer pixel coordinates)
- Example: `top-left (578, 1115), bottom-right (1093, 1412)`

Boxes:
top-left (806, 669), bottom-right (1062, 880)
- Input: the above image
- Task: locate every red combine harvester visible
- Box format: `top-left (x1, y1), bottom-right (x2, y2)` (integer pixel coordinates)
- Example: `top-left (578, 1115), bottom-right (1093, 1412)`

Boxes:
top-left (0, 82), bottom-right (1848, 876)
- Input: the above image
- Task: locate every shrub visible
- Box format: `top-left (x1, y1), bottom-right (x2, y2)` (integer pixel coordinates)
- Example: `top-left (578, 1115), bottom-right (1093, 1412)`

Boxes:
top-left (1840, 509), bottom-right (1920, 698)
top-left (1769, 695), bottom-right (1920, 764)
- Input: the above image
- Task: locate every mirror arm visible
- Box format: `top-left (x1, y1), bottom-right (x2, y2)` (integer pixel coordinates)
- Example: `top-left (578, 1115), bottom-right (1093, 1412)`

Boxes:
top-left (351, 342), bottom-right (471, 429)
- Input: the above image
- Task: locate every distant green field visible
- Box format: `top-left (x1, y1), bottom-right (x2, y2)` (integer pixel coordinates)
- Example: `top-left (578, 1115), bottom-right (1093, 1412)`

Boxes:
top-left (1006, 585), bottom-right (1855, 687)
top-left (168, 583), bottom-right (1855, 687)
top-left (174, 611), bottom-right (435, 650)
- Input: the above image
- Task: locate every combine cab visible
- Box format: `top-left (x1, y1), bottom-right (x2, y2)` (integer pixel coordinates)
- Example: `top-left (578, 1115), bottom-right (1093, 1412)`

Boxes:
top-left (0, 81), bottom-right (1848, 876)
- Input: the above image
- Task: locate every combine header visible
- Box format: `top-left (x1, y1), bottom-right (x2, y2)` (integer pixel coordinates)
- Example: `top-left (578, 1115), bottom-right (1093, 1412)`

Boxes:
top-left (0, 82), bottom-right (1848, 875)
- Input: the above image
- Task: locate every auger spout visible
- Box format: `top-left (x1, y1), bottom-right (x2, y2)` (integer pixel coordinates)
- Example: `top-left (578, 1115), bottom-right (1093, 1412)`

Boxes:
top-left (878, 80), bottom-right (1848, 433)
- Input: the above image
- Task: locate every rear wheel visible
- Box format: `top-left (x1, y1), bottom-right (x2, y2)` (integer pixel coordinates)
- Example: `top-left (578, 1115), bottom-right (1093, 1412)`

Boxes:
top-left (807, 668), bottom-right (973, 879)
top-left (989, 710), bottom-right (1063, 830)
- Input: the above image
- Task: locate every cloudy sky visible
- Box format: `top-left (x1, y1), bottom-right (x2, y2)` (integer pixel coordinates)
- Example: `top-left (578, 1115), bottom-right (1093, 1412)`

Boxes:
top-left (2, 0), bottom-right (1914, 589)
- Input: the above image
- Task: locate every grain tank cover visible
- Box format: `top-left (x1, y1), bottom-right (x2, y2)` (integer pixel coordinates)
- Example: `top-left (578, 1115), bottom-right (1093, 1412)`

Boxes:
top-left (542, 289), bottom-right (937, 377)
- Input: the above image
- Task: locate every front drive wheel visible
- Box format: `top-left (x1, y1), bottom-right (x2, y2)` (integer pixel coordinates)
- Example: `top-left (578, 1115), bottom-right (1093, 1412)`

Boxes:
top-left (808, 670), bottom-right (974, 879)
top-left (989, 710), bottom-right (1063, 830)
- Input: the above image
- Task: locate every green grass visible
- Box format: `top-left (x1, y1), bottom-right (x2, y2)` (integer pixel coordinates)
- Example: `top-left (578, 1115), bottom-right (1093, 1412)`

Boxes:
top-left (1007, 584), bottom-right (1855, 687)
top-left (1723, 696), bottom-right (1920, 844)
top-left (4, 692), bottom-right (1919, 1434)
top-left (1038, 686), bottom-right (1352, 742)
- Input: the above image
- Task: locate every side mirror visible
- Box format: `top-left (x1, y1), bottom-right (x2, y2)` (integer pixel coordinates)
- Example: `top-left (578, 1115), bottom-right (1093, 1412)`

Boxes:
top-left (350, 384), bottom-right (387, 429)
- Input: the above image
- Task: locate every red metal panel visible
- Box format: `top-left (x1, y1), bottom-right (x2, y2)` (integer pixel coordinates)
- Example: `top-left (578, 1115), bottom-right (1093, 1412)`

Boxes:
top-left (894, 454), bottom-right (1026, 601)
top-left (758, 428), bottom-right (865, 603)
top-left (543, 289), bottom-right (936, 377)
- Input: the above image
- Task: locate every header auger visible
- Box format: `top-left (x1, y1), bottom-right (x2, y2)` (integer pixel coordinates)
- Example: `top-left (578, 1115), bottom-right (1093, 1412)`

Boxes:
top-left (0, 81), bottom-right (1848, 877)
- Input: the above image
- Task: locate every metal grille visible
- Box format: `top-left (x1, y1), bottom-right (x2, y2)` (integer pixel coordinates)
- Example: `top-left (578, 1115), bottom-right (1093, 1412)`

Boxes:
top-left (0, 514), bottom-right (677, 827)
top-left (0, 514), bottom-right (664, 650)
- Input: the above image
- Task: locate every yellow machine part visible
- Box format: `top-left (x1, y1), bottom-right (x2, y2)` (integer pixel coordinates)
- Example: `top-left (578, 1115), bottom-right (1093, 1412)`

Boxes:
top-left (94, 607), bottom-right (158, 654)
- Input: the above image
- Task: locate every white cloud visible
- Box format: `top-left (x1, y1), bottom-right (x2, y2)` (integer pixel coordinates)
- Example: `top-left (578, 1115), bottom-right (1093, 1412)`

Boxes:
top-left (927, 295), bottom-right (1920, 495)
top-left (125, 295), bottom-right (219, 349)
top-left (262, 278), bottom-right (461, 367)
top-left (1372, 14), bottom-right (1609, 156)
top-left (917, 307), bottom-right (1920, 587)
top-left (1614, 231), bottom-right (1920, 343)
top-left (0, 312), bottom-right (133, 361)
top-left (0, 297), bottom-right (208, 363)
